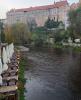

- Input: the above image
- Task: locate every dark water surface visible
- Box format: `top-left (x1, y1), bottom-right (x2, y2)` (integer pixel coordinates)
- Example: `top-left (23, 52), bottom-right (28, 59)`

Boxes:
top-left (24, 48), bottom-right (81, 100)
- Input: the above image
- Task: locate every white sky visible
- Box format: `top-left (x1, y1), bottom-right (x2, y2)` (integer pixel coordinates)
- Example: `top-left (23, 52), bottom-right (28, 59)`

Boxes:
top-left (0, 0), bottom-right (79, 19)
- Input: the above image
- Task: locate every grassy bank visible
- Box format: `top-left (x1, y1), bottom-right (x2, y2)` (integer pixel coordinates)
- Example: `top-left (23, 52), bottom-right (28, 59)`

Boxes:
top-left (18, 56), bottom-right (27, 100)
top-left (31, 43), bottom-right (81, 53)
top-left (72, 46), bottom-right (81, 52)
top-left (53, 43), bottom-right (64, 49)
top-left (52, 43), bottom-right (81, 52)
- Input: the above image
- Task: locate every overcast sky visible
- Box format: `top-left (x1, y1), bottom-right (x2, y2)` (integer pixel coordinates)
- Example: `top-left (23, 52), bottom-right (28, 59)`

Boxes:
top-left (0, 0), bottom-right (79, 18)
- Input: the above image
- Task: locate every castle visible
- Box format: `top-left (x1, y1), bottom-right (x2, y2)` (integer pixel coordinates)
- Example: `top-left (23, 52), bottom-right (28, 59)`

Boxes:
top-left (70, 0), bottom-right (81, 10)
top-left (7, 0), bottom-right (80, 29)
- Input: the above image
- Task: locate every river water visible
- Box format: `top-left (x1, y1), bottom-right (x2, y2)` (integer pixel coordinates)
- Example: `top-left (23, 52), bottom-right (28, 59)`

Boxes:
top-left (24, 48), bottom-right (81, 100)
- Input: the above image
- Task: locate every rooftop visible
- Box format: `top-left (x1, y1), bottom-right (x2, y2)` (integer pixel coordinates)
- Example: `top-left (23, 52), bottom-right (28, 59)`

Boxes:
top-left (70, 3), bottom-right (79, 9)
top-left (8, 0), bottom-right (69, 13)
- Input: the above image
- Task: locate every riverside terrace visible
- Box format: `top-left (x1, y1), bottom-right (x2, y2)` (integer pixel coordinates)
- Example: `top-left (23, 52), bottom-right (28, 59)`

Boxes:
top-left (0, 43), bottom-right (20, 100)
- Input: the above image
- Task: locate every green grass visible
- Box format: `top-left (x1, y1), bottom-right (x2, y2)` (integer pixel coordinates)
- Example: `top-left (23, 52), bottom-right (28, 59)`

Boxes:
top-left (18, 57), bottom-right (27, 100)
top-left (0, 94), bottom-right (6, 99)
top-left (72, 46), bottom-right (81, 52)
top-left (53, 43), bottom-right (81, 52)
top-left (53, 43), bottom-right (64, 49)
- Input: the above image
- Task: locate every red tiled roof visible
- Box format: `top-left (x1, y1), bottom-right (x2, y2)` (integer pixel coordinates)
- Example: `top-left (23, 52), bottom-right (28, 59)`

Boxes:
top-left (70, 3), bottom-right (79, 10)
top-left (9, 0), bottom-right (69, 12)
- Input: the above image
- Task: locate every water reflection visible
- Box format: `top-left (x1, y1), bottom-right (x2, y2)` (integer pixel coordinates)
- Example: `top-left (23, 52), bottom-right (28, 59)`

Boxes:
top-left (25, 48), bottom-right (81, 100)
top-left (68, 53), bottom-right (81, 98)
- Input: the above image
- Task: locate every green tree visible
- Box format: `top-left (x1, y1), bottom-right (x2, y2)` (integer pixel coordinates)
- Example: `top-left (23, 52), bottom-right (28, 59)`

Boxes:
top-left (44, 18), bottom-right (60, 29)
top-left (31, 27), bottom-right (48, 46)
top-left (0, 20), bottom-right (5, 43)
top-left (4, 25), bottom-right (14, 43)
top-left (5, 23), bottom-right (31, 44)
top-left (68, 6), bottom-right (81, 38)
top-left (11, 23), bottom-right (31, 44)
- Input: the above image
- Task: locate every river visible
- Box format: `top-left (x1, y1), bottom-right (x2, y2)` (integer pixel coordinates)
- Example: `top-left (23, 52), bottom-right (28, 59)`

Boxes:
top-left (24, 48), bottom-right (81, 100)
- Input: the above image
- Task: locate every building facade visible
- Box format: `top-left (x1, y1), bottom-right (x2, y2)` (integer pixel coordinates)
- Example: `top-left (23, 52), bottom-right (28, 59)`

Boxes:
top-left (71, 0), bottom-right (81, 10)
top-left (79, 0), bottom-right (81, 4)
top-left (0, 19), bottom-right (7, 25)
top-left (6, 0), bottom-right (70, 29)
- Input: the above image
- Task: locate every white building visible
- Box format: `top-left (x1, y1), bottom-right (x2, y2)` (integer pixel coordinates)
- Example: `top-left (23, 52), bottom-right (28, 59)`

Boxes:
top-left (6, 0), bottom-right (70, 29)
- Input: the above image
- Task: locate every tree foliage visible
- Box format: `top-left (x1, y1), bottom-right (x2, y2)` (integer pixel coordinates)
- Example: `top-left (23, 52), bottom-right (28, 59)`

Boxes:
top-left (68, 6), bottom-right (81, 38)
top-left (5, 23), bottom-right (31, 44)
top-left (31, 27), bottom-right (48, 46)
top-left (54, 30), bottom-right (70, 43)
top-left (4, 25), bottom-right (14, 43)
top-left (44, 18), bottom-right (61, 29)
top-left (0, 20), bottom-right (5, 43)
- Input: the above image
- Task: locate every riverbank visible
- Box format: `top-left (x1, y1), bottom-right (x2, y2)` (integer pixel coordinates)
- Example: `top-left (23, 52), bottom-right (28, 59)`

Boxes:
top-left (29, 42), bottom-right (81, 53)
top-left (17, 45), bottom-right (81, 100)
top-left (18, 55), bottom-right (27, 100)
top-left (53, 43), bottom-right (81, 52)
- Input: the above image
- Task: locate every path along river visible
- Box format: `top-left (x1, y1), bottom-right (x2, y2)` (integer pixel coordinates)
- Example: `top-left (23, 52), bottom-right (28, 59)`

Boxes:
top-left (24, 48), bottom-right (81, 100)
